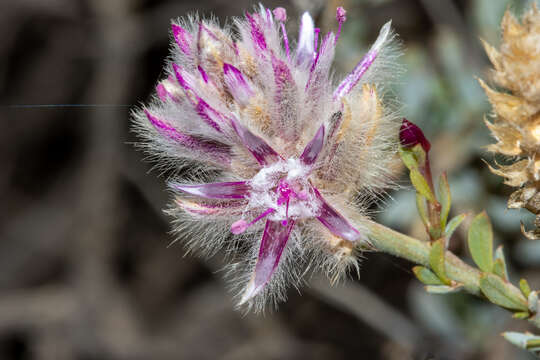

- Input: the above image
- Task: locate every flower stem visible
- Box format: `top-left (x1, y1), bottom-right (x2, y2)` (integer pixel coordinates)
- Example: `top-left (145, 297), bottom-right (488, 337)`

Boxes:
top-left (366, 220), bottom-right (489, 297)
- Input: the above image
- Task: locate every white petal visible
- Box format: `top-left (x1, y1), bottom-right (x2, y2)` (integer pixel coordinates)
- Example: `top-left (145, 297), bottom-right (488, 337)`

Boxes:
top-left (296, 12), bottom-right (315, 65)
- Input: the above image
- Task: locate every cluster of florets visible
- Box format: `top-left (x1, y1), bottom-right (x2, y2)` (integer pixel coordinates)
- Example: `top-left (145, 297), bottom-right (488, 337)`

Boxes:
top-left (481, 4), bottom-right (540, 239)
top-left (133, 4), bottom-right (401, 310)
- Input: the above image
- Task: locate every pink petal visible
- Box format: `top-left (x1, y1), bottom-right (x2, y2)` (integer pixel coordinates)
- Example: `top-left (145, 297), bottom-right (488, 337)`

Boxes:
top-left (171, 24), bottom-right (193, 55)
top-left (172, 181), bottom-right (250, 199)
top-left (195, 100), bottom-right (222, 132)
top-left (172, 63), bottom-right (197, 92)
top-left (198, 65), bottom-right (209, 83)
top-left (313, 188), bottom-right (364, 242)
top-left (333, 21), bottom-right (392, 100)
top-left (172, 63), bottom-right (224, 132)
top-left (156, 83), bottom-right (169, 102)
top-left (239, 220), bottom-right (295, 304)
top-left (272, 55), bottom-right (298, 140)
top-left (223, 63), bottom-right (254, 106)
top-left (176, 197), bottom-right (245, 216)
top-left (143, 110), bottom-right (230, 164)
top-left (300, 124), bottom-right (325, 166)
top-left (246, 11), bottom-right (267, 52)
top-left (230, 117), bottom-right (281, 165)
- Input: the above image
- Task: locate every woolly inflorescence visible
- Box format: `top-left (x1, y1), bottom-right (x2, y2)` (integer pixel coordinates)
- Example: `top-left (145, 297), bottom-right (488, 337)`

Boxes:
top-left (132, 5), bottom-right (402, 311)
top-left (480, 4), bottom-right (540, 239)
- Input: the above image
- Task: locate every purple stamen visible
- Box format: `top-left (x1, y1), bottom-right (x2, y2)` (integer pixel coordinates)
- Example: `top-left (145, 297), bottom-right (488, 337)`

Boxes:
top-left (272, 7), bottom-right (287, 22)
top-left (335, 7), bottom-right (347, 42)
top-left (231, 208), bottom-right (275, 234)
top-left (282, 198), bottom-right (290, 226)
top-left (274, 7), bottom-right (290, 60)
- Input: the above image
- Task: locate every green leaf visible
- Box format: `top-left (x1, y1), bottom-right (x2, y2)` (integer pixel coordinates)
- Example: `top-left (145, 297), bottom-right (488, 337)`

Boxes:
top-left (399, 148), bottom-right (418, 171)
top-left (415, 193), bottom-right (429, 228)
top-left (493, 259), bottom-right (507, 281)
top-left (410, 144), bottom-right (427, 166)
top-left (520, 279), bottom-right (531, 298)
top-left (479, 273), bottom-right (528, 311)
top-left (503, 332), bottom-right (540, 351)
top-left (512, 311), bottom-right (530, 320)
top-left (429, 239), bottom-right (451, 285)
top-left (445, 213), bottom-right (466, 241)
top-left (438, 172), bottom-right (451, 229)
top-left (410, 169), bottom-right (436, 203)
top-left (468, 211), bottom-right (494, 273)
top-left (425, 284), bottom-right (463, 294)
top-left (493, 246), bottom-right (509, 281)
top-left (413, 266), bottom-right (444, 285)
top-left (528, 291), bottom-right (538, 313)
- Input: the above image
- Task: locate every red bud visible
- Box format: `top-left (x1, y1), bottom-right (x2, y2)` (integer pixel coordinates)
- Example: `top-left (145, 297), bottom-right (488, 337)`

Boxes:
top-left (399, 118), bottom-right (431, 152)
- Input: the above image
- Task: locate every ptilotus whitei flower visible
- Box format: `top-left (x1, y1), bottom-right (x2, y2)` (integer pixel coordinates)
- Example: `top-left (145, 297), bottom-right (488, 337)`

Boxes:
top-left (133, 5), bottom-right (401, 310)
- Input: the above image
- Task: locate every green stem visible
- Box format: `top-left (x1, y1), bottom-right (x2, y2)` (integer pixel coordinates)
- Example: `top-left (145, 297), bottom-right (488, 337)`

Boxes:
top-left (366, 220), bottom-right (517, 299)
top-left (527, 339), bottom-right (540, 349)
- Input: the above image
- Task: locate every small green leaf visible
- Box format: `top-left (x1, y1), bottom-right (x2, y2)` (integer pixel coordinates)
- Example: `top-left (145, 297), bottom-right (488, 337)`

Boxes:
top-left (410, 143), bottom-right (427, 166)
top-left (410, 169), bottom-right (436, 203)
top-left (479, 273), bottom-right (528, 311)
top-left (520, 279), bottom-right (531, 298)
top-left (438, 172), bottom-right (451, 229)
top-left (504, 332), bottom-right (531, 349)
top-left (528, 291), bottom-right (538, 313)
top-left (445, 213), bottom-right (466, 240)
top-left (493, 246), bottom-right (509, 281)
top-left (429, 239), bottom-right (451, 285)
top-left (493, 259), bottom-right (507, 281)
top-left (503, 332), bottom-right (540, 351)
top-left (399, 148), bottom-right (418, 171)
top-left (415, 193), bottom-right (429, 228)
top-left (425, 284), bottom-right (463, 294)
top-left (468, 211), bottom-right (494, 273)
top-left (512, 311), bottom-right (530, 319)
top-left (413, 266), bottom-right (444, 285)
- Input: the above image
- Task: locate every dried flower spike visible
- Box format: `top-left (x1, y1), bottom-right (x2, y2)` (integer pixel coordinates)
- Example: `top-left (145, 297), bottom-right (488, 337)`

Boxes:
top-left (480, 4), bottom-right (540, 239)
top-left (133, 5), bottom-right (401, 310)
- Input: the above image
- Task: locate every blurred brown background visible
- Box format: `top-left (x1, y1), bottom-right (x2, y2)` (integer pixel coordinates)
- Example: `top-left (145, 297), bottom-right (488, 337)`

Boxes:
top-left (1, 0), bottom-right (539, 359)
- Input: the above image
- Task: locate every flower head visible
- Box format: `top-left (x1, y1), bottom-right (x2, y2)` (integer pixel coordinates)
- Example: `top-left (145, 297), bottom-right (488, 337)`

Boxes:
top-left (133, 5), bottom-right (401, 310)
top-left (480, 4), bottom-right (540, 239)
